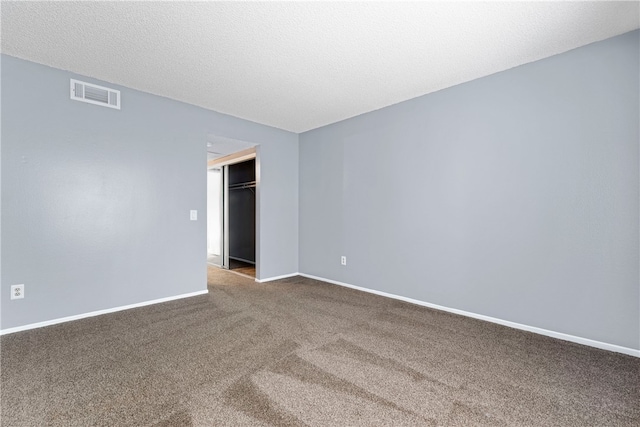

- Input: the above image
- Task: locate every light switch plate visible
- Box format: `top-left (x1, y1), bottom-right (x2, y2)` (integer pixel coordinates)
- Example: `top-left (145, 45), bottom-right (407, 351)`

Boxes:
top-left (190, 210), bottom-right (198, 221)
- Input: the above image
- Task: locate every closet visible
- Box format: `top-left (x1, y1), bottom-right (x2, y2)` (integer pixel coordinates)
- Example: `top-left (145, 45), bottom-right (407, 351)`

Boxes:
top-left (227, 159), bottom-right (256, 266)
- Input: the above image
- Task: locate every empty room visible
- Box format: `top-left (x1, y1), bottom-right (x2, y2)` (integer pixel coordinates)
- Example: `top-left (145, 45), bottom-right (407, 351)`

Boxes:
top-left (1, 2), bottom-right (639, 426)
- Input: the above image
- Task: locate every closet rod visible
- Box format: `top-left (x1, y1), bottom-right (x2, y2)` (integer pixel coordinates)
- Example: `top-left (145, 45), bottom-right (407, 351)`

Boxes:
top-left (228, 181), bottom-right (257, 190)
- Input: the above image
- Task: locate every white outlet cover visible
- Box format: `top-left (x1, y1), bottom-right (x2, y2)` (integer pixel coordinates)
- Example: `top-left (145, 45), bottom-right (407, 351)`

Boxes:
top-left (190, 210), bottom-right (198, 221)
top-left (341, 256), bottom-right (347, 265)
top-left (11, 284), bottom-right (25, 300)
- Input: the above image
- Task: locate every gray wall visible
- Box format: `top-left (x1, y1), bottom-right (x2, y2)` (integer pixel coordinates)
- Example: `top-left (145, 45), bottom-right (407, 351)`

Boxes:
top-left (299, 31), bottom-right (639, 350)
top-left (1, 55), bottom-right (298, 330)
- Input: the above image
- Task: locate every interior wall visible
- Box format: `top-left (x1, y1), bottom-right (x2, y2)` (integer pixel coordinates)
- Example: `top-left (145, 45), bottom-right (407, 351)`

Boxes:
top-left (299, 30), bottom-right (640, 350)
top-left (1, 55), bottom-right (298, 330)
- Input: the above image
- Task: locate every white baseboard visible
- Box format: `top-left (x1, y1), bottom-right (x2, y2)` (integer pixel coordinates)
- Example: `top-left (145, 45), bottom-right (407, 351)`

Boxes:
top-left (256, 272), bottom-right (300, 283)
top-left (298, 273), bottom-right (640, 358)
top-left (0, 289), bottom-right (209, 336)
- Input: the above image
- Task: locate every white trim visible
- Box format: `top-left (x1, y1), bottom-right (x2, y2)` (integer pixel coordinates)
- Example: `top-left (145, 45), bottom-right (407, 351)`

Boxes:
top-left (299, 273), bottom-right (640, 358)
top-left (208, 150), bottom-right (256, 169)
top-left (0, 289), bottom-right (209, 336)
top-left (255, 272), bottom-right (300, 283)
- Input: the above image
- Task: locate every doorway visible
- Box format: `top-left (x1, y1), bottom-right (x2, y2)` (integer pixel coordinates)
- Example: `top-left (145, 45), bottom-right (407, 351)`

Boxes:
top-left (207, 141), bottom-right (257, 279)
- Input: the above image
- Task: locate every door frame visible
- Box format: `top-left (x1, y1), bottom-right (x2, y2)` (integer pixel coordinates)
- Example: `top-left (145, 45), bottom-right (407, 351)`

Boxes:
top-left (206, 167), bottom-right (225, 268)
top-left (207, 147), bottom-right (258, 274)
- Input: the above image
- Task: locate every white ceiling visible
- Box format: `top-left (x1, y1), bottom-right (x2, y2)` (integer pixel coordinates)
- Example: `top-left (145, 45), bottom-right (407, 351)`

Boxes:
top-left (1, 1), bottom-right (638, 133)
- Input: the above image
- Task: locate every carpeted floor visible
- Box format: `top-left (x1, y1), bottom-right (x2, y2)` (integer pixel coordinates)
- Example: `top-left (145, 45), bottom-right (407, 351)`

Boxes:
top-left (228, 259), bottom-right (256, 278)
top-left (206, 257), bottom-right (256, 278)
top-left (1, 267), bottom-right (638, 426)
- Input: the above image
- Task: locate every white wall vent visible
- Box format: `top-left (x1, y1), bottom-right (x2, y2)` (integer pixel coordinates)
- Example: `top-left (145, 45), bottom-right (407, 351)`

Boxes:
top-left (70, 79), bottom-right (120, 110)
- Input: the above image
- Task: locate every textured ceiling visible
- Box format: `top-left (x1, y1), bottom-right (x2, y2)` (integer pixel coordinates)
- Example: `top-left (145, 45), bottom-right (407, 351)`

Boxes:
top-left (1, 1), bottom-right (638, 133)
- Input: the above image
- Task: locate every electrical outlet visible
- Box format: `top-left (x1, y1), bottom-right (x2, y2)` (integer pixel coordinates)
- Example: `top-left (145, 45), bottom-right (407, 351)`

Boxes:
top-left (11, 284), bottom-right (24, 300)
top-left (341, 256), bottom-right (347, 266)
top-left (190, 210), bottom-right (198, 221)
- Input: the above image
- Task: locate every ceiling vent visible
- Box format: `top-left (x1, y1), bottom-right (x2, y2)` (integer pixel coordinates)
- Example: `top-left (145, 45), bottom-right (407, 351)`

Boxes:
top-left (70, 79), bottom-right (120, 110)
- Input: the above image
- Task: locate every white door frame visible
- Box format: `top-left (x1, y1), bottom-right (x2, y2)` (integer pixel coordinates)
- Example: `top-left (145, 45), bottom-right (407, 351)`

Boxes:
top-left (207, 148), bottom-right (258, 273)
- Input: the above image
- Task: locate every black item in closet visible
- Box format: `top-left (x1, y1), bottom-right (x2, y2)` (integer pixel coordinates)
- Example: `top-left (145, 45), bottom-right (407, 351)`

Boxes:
top-left (228, 159), bottom-right (256, 264)
top-left (228, 159), bottom-right (255, 186)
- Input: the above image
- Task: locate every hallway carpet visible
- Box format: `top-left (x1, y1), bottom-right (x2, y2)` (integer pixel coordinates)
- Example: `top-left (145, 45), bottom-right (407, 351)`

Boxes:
top-left (1, 267), bottom-right (638, 426)
top-left (228, 259), bottom-right (256, 278)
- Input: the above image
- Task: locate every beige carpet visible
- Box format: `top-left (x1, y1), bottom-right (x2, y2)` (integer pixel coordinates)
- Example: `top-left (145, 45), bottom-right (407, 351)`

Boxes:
top-left (228, 259), bottom-right (256, 278)
top-left (1, 267), bottom-right (638, 426)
